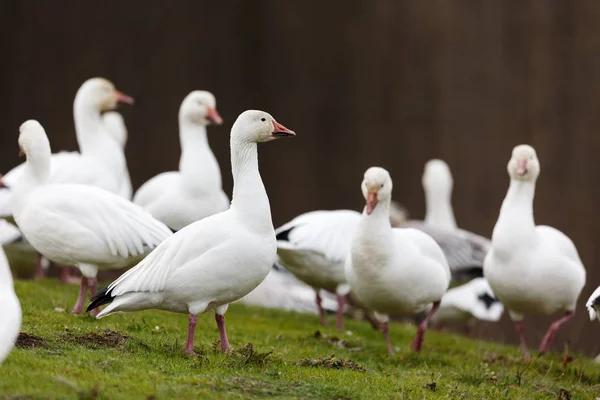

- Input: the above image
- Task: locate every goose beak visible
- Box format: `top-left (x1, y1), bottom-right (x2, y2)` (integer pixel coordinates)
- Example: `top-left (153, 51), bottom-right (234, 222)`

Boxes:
top-left (365, 192), bottom-right (378, 215)
top-left (206, 108), bottom-right (223, 125)
top-left (272, 120), bottom-right (295, 138)
top-left (516, 159), bottom-right (528, 176)
top-left (19, 147), bottom-right (25, 157)
top-left (0, 174), bottom-right (6, 189)
top-left (115, 90), bottom-right (135, 105)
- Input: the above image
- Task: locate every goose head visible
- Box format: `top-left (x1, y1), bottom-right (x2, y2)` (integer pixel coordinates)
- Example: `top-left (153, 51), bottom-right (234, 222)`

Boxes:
top-left (179, 91), bottom-right (223, 126)
top-left (507, 145), bottom-right (540, 182)
top-left (232, 110), bottom-right (295, 143)
top-left (18, 120), bottom-right (50, 159)
top-left (75, 78), bottom-right (134, 112)
top-left (422, 159), bottom-right (453, 195)
top-left (361, 167), bottom-right (393, 215)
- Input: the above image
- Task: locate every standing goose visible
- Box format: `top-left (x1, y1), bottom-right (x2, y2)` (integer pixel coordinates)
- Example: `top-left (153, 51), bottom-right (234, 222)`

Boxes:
top-left (87, 110), bottom-right (295, 354)
top-left (275, 210), bottom-right (359, 329)
top-left (12, 120), bottom-right (172, 315)
top-left (133, 91), bottom-right (229, 231)
top-left (0, 245), bottom-right (21, 365)
top-left (346, 167), bottom-right (450, 354)
top-left (483, 145), bottom-right (586, 357)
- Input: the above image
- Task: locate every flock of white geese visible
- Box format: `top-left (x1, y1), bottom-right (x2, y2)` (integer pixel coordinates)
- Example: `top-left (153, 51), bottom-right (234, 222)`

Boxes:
top-left (0, 77), bottom-right (599, 365)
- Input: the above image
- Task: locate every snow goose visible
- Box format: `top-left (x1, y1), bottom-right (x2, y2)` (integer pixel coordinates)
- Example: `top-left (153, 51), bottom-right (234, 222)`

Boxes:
top-left (422, 159), bottom-right (456, 230)
top-left (587, 286), bottom-right (600, 324)
top-left (275, 210), bottom-right (360, 329)
top-left (0, 243), bottom-right (21, 365)
top-left (345, 167), bottom-right (450, 354)
top-left (429, 277), bottom-right (504, 336)
top-left (133, 91), bottom-right (229, 231)
top-left (12, 120), bottom-right (172, 315)
top-left (87, 110), bottom-right (295, 354)
top-left (483, 145), bottom-right (586, 357)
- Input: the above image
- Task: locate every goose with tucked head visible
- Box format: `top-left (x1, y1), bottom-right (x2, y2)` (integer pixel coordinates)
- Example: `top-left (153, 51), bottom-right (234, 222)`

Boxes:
top-left (484, 145), bottom-right (585, 358)
top-left (346, 167), bottom-right (450, 354)
top-left (88, 110), bottom-right (295, 354)
top-left (12, 120), bottom-right (172, 316)
top-left (133, 90), bottom-right (229, 232)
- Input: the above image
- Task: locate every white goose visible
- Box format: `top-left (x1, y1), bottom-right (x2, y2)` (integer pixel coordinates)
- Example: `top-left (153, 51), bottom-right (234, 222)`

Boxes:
top-left (275, 210), bottom-right (359, 329)
top-left (346, 167), bottom-right (450, 354)
top-left (133, 91), bottom-right (229, 231)
top-left (429, 277), bottom-right (504, 335)
top-left (12, 120), bottom-right (172, 315)
top-left (587, 286), bottom-right (600, 323)
top-left (483, 145), bottom-right (586, 357)
top-left (87, 110), bottom-right (296, 354)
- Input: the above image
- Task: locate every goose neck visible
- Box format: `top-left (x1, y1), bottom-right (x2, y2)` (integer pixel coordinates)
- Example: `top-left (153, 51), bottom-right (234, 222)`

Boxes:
top-left (492, 179), bottom-right (537, 247)
top-left (230, 135), bottom-right (272, 233)
top-left (424, 188), bottom-right (457, 229)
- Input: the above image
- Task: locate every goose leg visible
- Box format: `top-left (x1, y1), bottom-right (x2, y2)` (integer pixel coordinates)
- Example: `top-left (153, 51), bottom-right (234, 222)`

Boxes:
top-left (88, 278), bottom-right (100, 316)
top-left (538, 311), bottom-right (574, 355)
top-left (514, 320), bottom-right (530, 359)
top-left (72, 277), bottom-right (89, 314)
top-left (315, 291), bottom-right (327, 326)
top-left (59, 266), bottom-right (81, 285)
top-left (34, 253), bottom-right (47, 279)
top-left (411, 301), bottom-right (440, 352)
top-left (184, 314), bottom-right (198, 355)
top-left (336, 295), bottom-right (346, 330)
top-left (215, 314), bottom-right (231, 352)
top-left (381, 322), bottom-right (394, 355)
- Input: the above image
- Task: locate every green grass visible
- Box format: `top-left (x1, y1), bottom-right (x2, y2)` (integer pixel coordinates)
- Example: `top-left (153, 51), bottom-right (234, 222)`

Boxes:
top-left (2, 280), bottom-right (600, 400)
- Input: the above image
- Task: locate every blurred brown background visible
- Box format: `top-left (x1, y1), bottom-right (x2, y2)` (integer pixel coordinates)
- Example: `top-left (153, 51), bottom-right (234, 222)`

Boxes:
top-left (1, 1), bottom-right (599, 355)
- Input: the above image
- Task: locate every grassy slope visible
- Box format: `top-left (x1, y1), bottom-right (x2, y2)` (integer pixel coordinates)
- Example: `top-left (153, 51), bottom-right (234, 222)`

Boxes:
top-left (2, 280), bottom-right (600, 400)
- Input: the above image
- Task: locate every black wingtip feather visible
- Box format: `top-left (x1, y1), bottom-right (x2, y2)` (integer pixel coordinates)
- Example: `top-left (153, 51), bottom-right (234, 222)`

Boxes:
top-left (477, 292), bottom-right (499, 309)
top-left (86, 286), bottom-right (114, 312)
top-left (275, 226), bottom-right (294, 242)
top-left (593, 296), bottom-right (600, 306)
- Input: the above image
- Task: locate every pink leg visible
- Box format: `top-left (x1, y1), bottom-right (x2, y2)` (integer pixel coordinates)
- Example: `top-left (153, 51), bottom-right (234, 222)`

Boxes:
top-left (184, 314), bottom-right (198, 355)
top-left (215, 314), bottom-right (231, 352)
top-left (538, 311), bottom-right (574, 355)
top-left (515, 320), bottom-right (530, 359)
top-left (336, 295), bottom-right (346, 330)
top-left (381, 321), bottom-right (394, 355)
top-left (72, 277), bottom-right (88, 314)
top-left (34, 253), bottom-right (47, 279)
top-left (315, 291), bottom-right (327, 326)
top-left (87, 278), bottom-right (100, 316)
top-left (411, 301), bottom-right (441, 352)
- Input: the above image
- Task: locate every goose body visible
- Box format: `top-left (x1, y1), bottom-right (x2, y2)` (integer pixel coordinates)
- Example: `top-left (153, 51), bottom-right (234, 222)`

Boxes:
top-left (88, 110), bottom-right (296, 354)
top-left (0, 245), bottom-right (21, 365)
top-left (346, 167), bottom-right (450, 354)
top-left (12, 120), bottom-right (171, 314)
top-left (275, 209), bottom-right (359, 328)
top-left (483, 145), bottom-right (586, 357)
top-left (133, 91), bottom-right (229, 231)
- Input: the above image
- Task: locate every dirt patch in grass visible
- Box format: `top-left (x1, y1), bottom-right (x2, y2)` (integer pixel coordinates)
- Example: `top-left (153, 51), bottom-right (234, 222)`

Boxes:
top-left (297, 355), bottom-right (367, 372)
top-left (16, 332), bottom-right (48, 349)
top-left (61, 329), bottom-right (127, 349)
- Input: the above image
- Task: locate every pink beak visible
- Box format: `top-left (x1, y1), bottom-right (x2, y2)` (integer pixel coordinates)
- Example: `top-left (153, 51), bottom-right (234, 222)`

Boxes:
top-left (205, 107), bottom-right (223, 125)
top-left (271, 120), bottom-right (295, 137)
top-left (365, 192), bottom-right (378, 215)
top-left (516, 159), bottom-right (527, 176)
top-left (115, 90), bottom-right (135, 105)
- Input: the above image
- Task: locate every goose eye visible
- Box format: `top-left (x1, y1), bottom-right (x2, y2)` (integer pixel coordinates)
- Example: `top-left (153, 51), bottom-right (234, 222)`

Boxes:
top-left (261, 118), bottom-right (266, 122)
top-left (380, 184), bottom-right (384, 188)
